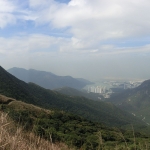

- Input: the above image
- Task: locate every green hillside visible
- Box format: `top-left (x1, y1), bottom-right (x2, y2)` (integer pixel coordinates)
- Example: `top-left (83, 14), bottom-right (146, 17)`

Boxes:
top-left (0, 94), bottom-right (149, 150)
top-left (108, 80), bottom-right (150, 124)
top-left (0, 66), bottom-right (146, 128)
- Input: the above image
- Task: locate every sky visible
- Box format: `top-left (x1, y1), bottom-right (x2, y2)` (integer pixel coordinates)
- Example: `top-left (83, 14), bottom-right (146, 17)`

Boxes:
top-left (0, 0), bottom-right (150, 81)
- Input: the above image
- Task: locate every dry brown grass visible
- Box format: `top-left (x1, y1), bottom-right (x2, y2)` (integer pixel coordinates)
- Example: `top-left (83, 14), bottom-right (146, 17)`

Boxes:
top-left (0, 95), bottom-right (15, 104)
top-left (0, 94), bottom-right (53, 116)
top-left (0, 111), bottom-right (71, 150)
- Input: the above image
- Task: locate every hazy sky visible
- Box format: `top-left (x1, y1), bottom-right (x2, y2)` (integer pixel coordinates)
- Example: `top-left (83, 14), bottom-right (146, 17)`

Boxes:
top-left (0, 0), bottom-right (150, 81)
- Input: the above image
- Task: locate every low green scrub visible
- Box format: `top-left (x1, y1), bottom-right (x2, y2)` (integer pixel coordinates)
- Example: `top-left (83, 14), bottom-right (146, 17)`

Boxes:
top-left (1, 103), bottom-right (150, 150)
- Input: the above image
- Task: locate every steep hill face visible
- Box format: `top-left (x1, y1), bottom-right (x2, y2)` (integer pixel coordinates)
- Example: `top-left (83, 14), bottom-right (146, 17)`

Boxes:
top-left (7, 67), bottom-right (92, 90)
top-left (109, 79), bottom-right (150, 124)
top-left (0, 66), bottom-right (37, 104)
top-left (0, 66), bottom-right (146, 127)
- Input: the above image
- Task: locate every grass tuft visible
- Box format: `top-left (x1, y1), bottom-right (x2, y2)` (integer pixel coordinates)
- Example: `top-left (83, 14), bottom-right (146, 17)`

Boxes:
top-left (0, 111), bottom-right (71, 150)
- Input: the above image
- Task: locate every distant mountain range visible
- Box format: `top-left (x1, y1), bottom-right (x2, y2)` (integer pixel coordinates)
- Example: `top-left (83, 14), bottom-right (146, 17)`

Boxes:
top-left (8, 67), bottom-right (93, 90)
top-left (0, 66), bottom-right (145, 128)
top-left (108, 79), bottom-right (150, 124)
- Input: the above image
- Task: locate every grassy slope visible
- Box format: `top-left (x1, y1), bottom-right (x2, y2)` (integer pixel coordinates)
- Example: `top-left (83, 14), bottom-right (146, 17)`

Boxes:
top-left (0, 94), bottom-right (150, 150)
top-left (0, 110), bottom-right (70, 150)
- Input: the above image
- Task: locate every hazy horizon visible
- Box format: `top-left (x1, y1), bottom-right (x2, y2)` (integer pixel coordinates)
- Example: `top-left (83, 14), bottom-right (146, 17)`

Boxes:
top-left (6, 66), bottom-right (147, 82)
top-left (1, 0), bottom-right (150, 81)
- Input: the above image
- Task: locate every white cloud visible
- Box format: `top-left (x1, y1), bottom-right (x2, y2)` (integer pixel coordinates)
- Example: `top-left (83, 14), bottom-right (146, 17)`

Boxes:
top-left (0, 34), bottom-right (150, 57)
top-left (1, 0), bottom-right (150, 53)
top-left (0, 0), bottom-right (37, 28)
top-left (0, 0), bottom-right (17, 28)
top-left (27, 0), bottom-right (150, 45)
top-left (0, 0), bottom-right (15, 12)
top-left (0, 34), bottom-right (75, 56)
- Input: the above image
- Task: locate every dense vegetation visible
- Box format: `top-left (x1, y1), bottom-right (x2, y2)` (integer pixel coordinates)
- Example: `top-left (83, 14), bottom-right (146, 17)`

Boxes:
top-left (0, 111), bottom-right (69, 150)
top-left (0, 66), bottom-right (145, 128)
top-left (0, 97), bottom-right (149, 150)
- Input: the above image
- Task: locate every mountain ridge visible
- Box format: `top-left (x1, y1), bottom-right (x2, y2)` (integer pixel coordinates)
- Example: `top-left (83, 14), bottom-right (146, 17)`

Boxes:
top-left (7, 67), bottom-right (93, 90)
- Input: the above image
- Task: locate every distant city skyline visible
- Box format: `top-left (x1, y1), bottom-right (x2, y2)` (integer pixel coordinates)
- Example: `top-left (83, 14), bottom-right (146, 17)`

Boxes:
top-left (1, 0), bottom-right (150, 81)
